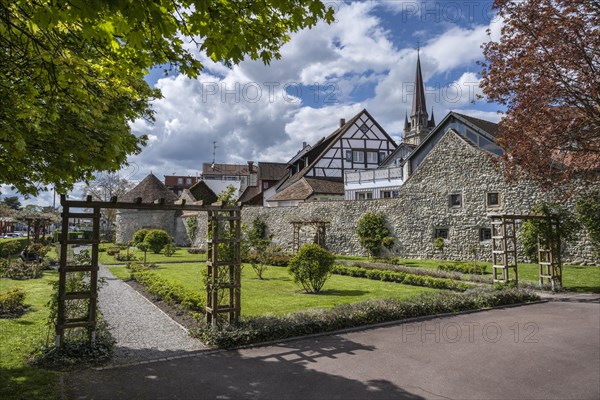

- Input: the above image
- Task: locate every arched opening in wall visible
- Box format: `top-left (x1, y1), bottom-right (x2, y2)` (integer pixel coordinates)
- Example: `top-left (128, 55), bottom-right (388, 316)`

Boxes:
top-left (291, 220), bottom-right (330, 253)
top-left (489, 213), bottom-right (562, 291)
top-left (55, 195), bottom-right (241, 347)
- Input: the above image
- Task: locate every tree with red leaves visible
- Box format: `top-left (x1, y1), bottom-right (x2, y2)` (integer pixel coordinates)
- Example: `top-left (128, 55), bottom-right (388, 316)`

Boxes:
top-left (480, 0), bottom-right (600, 186)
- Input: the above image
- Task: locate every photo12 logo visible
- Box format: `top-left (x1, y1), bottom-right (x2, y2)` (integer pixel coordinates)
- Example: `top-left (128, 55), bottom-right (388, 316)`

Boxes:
top-left (200, 82), bottom-right (340, 104)
top-left (401, 321), bottom-right (540, 344)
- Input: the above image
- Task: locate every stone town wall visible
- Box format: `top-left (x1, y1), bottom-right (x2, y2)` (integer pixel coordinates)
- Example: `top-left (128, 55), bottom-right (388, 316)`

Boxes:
top-left (183, 132), bottom-right (597, 264)
top-left (115, 210), bottom-right (179, 244)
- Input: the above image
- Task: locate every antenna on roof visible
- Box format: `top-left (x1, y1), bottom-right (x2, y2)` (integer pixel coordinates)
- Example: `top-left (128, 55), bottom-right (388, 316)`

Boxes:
top-left (211, 141), bottom-right (218, 169)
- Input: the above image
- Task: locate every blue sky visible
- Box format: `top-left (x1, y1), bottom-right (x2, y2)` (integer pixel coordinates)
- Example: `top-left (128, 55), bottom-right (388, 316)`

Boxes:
top-left (4, 0), bottom-right (505, 206)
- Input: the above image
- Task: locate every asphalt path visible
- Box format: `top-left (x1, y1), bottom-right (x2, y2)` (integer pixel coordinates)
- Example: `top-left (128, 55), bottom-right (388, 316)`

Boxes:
top-left (67, 296), bottom-right (599, 400)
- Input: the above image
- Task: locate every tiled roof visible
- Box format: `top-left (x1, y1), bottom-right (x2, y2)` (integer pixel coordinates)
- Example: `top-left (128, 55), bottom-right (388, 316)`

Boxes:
top-left (257, 162), bottom-right (287, 181)
top-left (268, 178), bottom-right (313, 202)
top-left (455, 113), bottom-right (499, 137)
top-left (187, 180), bottom-right (218, 204)
top-left (304, 178), bottom-right (344, 195)
top-left (268, 178), bottom-right (344, 202)
top-left (120, 174), bottom-right (179, 204)
top-left (202, 163), bottom-right (256, 176)
top-left (238, 185), bottom-right (262, 205)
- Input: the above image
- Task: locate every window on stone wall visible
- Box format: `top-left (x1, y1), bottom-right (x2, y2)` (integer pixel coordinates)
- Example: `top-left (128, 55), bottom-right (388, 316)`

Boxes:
top-left (186, 178), bottom-right (192, 185)
top-left (479, 228), bottom-right (492, 241)
top-left (177, 177), bottom-right (183, 185)
top-left (434, 228), bottom-right (449, 239)
top-left (449, 193), bottom-right (462, 208)
top-left (382, 191), bottom-right (391, 198)
top-left (392, 190), bottom-right (399, 198)
top-left (487, 192), bottom-right (500, 207)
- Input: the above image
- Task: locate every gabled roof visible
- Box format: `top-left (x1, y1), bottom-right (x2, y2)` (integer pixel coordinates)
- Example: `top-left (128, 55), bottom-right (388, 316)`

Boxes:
top-left (276, 109), bottom-right (397, 192)
top-left (268, 177), bottom-right (344, 202)
top-left (238, 185), bottom-right (262, 205)
top-left (186, 180), bottom-right (218, 204)
top-left (202, 163), bottom-right (256, 177)
top-left (120, 174), bottom-right (179, 204)
top-left (403, 111), bottom-right (500, 175)
top-left (455, 113), bottom-right (499, 137)
top-left (380, 142), bottom-right (417, 166)
top-left (257, 162), bottom-right (287, 181)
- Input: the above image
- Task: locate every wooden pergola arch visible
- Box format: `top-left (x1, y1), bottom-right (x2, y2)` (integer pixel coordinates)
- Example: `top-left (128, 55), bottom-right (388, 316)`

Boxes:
top-left (489, 213), bottom-right (562, 291)
top-left (55, 195), bottom-right (241, 346)
top-left (291, 220), bottom-right (330, 253)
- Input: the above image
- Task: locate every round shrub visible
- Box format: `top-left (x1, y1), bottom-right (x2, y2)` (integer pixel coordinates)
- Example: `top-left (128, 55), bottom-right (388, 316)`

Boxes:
top-left (143, 229), bottom-right (171, 254)
top-left (288, 244), bottom-right (334, 293)
top-left (132, 229), bottom-right (150, 246)
top-left (163, 243), bottom-right (178, 257)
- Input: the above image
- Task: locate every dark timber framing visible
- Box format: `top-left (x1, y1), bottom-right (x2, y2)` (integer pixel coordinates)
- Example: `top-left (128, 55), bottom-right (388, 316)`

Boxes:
top-left (489, 213), bottom-right (562, 291)
top-left (56, 195), bottom-right (241, 346)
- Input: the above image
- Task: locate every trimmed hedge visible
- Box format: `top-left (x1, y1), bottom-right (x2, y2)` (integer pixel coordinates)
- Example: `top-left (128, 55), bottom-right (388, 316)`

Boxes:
top-left (193, 287), bottom-right (540, 348)
top-left (0, 237), bottom-right (28, 256)
top-left (129, 264), bottom-right (205, 312)
top-left (439, 262), bottom-right (487, 275)
top-left (337, 260), bottom-right (492, 284)
top-left (245, 251), bottom-right (291, 267)
top-left (331, 264), bottom-right (472, 291)
top-left (0, 259), bottom-right (45, 279)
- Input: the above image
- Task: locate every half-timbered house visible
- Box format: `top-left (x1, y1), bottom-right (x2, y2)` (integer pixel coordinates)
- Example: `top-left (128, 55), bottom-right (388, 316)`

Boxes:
top-left (266, 109), bottom-right (398, 207)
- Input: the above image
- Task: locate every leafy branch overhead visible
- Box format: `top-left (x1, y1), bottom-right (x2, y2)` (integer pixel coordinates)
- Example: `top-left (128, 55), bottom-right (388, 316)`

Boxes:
top-left (479, 0), bottom-right (600, 185)
top-left (0, 1), bottom-right (335, 196)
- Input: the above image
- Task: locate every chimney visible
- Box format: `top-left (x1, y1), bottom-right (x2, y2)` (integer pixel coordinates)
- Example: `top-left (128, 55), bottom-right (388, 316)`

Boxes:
top-left (302, 141), bottom-right (307, 149)
top-left (247, 160), bottom-right (257, 187)
top-left (340, 118), bottom-right (346, 127)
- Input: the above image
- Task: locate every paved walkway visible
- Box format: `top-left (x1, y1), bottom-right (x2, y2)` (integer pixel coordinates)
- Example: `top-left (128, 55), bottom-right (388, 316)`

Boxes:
top-left (68, 299), bottom-right (600, 399)
top-left (98, 264), bottom-right (205, 365)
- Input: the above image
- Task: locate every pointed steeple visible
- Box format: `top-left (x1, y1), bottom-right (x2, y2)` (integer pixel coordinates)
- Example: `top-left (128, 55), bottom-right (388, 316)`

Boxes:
top-left (428, 107), bottom-right (435, 127)
top-left (403, 48), bottom-right (432, 145)
top-left (411, 50), bottom-right (428, 122)
top-left (404, 111), bottom-right (410, 131)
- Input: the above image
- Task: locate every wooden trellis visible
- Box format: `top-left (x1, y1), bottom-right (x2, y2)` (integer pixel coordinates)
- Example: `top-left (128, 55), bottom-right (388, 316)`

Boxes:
top-left (291, 220), bottom-right (330, 253)
top-left (206, 206), bottom-right (241, 326)
top-left (489, 213), bottom-right (562, 291)
top-left (56, 195), bottom-right (241, 346)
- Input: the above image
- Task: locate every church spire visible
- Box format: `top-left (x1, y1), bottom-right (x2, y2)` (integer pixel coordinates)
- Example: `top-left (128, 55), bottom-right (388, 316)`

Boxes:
top-left (411, 50), bottom-right (427, 121)
top-left (403, 48), bottom-right (432, 146)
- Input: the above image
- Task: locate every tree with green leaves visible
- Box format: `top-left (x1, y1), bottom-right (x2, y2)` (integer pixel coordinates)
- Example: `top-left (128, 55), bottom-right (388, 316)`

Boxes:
top-left (575, 191), bottom-right (600, 255)
top-left (0, 1), bottom-right (335, 196)
top-left (518, 202), bottom-right (579, 262)
top-left (1, 196), bottom-right (21, 210)
top-left (143, 229), bottom-right (171, 254)
top-left (288, 244), bottom-right (334, 293)
top-left (355, 212), bottom-right (392, 258)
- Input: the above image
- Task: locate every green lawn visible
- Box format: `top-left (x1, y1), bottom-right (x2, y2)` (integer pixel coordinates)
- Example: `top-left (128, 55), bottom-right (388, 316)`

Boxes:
top-left (109, 263), bottom-right (438, 316)
top-left (0, 271), bottom-right (61, 400)
top-left (391, 259), bottom-right (600, 293)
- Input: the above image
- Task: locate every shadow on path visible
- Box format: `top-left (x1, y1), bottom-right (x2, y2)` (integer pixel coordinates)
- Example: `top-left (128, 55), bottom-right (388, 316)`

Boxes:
top-left (68, 335), bottom-right (425, 400)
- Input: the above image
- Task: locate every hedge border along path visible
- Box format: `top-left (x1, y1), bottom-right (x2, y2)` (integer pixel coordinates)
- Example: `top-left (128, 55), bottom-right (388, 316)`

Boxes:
top-left (97, 264), bottom-right (205, 365)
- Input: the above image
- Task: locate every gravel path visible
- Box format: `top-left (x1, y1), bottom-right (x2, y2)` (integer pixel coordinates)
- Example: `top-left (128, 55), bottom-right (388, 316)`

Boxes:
top-left (98, 264), bottom-right (206, 365)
